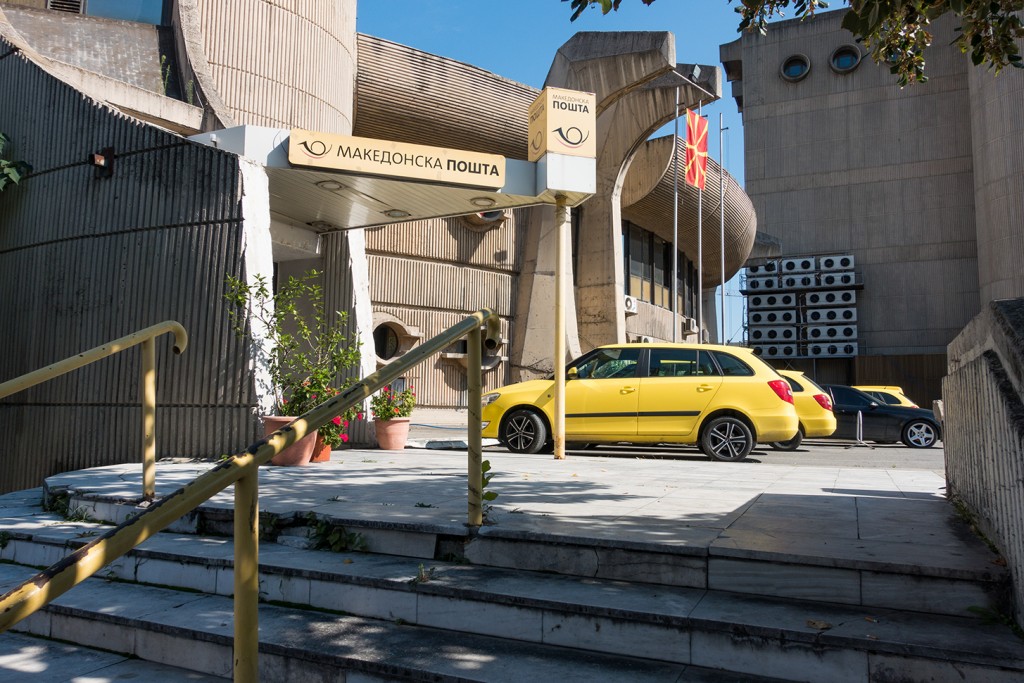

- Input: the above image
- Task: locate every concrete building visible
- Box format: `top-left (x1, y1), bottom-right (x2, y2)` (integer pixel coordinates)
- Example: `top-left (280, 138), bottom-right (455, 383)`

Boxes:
top-left (721, 9), bottom-right (1024, 405)
top-left (0, 1), bottom-right (755, 491)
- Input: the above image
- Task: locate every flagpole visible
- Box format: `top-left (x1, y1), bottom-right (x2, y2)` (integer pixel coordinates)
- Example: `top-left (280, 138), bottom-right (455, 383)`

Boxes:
top-left (697, 100), bottom-right (703, 344)
top-left (719, 112), bottom-right (728, 344)
top-left (672, 86), bottom-right (680, 343)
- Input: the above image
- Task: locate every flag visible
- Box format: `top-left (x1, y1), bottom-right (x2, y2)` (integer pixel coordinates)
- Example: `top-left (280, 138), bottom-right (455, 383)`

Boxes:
top-left (684, 109), bottom-right (708, 190)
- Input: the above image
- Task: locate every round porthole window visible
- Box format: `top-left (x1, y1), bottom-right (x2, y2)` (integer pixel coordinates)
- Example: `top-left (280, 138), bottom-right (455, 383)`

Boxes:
top-left (373, 325), bottom-right (400, 360)
top-left (830, 45), bottom-right (862, 73)
top-left (372, 313), bottom-right (422, 366)
top-left (780, 54), bottom-right (810, 82)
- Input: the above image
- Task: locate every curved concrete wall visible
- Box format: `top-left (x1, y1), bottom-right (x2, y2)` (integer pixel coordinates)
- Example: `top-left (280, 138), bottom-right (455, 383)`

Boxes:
top-left (194, 0), bottom-right (355, 133)
top-left (968, 65), bottom-right (1024, 303)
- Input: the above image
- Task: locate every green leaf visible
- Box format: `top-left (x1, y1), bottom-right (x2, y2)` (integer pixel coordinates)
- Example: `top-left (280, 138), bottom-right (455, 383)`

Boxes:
top-left (482, 491), bottom-right (498, 501)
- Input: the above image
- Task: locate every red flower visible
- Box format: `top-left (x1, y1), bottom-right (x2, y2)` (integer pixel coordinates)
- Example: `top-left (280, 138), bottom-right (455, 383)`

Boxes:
top-left (332, 416), bottom-right (342, 426)
top-left (343, 420), bottom-right (349, 427)
top-left (341, 433), bottom-right (349, 443)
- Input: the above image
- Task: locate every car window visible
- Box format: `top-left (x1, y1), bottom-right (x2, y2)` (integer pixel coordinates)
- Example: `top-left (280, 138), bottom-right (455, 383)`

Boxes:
top-left (783, 375), bottom-right (805, 392)
top-left (872, 391), bottom-right (901, 405)
top-left (648, 348), bottom-right (720, 377)
top-left (830, 385), bottom-right (873, 407)
top-left (711, 351), bottom-right (755, 377)
top-left (575, 347), bottom-right (641, 379)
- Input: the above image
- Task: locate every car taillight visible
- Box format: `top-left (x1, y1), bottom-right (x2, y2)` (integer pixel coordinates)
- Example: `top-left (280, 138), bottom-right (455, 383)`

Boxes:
top-left (768, 379), bottom-right (794, 404)
top-left (813, 393), bottom-right (833, 411)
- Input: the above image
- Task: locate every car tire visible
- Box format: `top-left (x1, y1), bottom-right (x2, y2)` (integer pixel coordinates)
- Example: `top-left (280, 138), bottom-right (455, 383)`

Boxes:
top-left (501, 409), bottom-right (548, 454)
top-left (701, 416), bottom-right (755, 462)
top-left (902, 420), bottom-right (938, 449)
top-left (770, 428), bottom-right (803, 451)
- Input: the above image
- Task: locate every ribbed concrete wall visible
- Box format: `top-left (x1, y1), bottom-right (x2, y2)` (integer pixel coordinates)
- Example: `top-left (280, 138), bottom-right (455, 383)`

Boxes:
top-left (727, 10), bottom-right (979, 356)
top-left (364, 212), bottom-right (521, 409)
top-left (968, 63), bottom-right (1024, 304)
top-left (194, 0), bottom-right (354, 132)
top-left (0, 44), bottom-right (253, 493)
top-left (944, 300), bottom-right (1024, 628)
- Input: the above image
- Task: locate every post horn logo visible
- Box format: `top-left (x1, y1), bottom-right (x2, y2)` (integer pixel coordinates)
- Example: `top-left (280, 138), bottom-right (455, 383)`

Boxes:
top-left (298, 139), bottom-right (331, 159)
top-left (553, 126), bottom-right (589, 149)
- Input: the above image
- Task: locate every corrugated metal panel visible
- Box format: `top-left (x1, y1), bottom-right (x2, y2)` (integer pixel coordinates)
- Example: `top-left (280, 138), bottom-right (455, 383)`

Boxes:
top-left (195, 0), bottom-right (354, 133)
top-left (854, 354), bottom-right (947, 408)
top-left (0, 46), bottom-right (255, 493)
top-left (367, 256), bottom-right (514, 317)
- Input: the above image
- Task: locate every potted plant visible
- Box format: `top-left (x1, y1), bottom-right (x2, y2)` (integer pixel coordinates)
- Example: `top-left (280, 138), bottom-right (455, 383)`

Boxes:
top-left (225, 270), bottom-right (361, 465)
top-left (370, 384), bottom-right (416, 450)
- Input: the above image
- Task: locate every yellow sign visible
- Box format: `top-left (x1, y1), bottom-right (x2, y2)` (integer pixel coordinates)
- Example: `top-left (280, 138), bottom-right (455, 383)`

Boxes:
top-left (288, 130), bottom-right (506, 189)
top-left (528, 87), bottom-right (597, 162)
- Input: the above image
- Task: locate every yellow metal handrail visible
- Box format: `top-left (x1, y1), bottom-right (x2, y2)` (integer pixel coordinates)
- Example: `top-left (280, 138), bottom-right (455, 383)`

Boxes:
top-left (0, 320), bottom-right (189, 500)
top-left (0, 308), bottom-right (501, 683)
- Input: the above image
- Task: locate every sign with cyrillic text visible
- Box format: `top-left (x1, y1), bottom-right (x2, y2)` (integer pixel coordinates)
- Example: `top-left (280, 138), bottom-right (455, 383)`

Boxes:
top-left (288, 130), bottom-right (506, 189)
top-left (528, 87), bottom-right (597, 162)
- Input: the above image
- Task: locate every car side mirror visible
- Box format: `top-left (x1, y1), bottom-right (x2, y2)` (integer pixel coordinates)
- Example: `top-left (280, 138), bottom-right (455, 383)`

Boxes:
top-left (566, 367), bottom-right (579, 381)
top-left (869, 401), bottom-right (879, 409)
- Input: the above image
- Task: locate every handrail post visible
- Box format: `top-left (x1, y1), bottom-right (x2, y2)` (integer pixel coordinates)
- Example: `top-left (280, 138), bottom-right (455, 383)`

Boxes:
top-left (234, 472), bottom-right (259, 682)
top-left (141, 338), bottom-right (157, 500)
top-left (467, 325), bottom-right (483, 527)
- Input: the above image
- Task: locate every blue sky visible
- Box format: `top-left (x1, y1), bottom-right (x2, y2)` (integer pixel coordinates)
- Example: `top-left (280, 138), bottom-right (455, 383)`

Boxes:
top-left (356, 0), bottom-right (747, 182)
top-left (356, 1), bottom-right (753, 341)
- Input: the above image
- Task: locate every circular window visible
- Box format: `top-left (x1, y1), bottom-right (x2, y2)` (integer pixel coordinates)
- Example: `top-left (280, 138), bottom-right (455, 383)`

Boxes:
top-left (780, 54), bottom-right (810, 82)
top-left (373, 325), bottom-right (400, 360)
top-left (830, 45), bottom-right (862, 73)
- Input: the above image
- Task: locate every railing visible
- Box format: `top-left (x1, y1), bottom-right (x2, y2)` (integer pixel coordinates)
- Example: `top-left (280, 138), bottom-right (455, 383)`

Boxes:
top-left (0, 308), bottom-right (501, 683)
top-left (0, 321), bottom-right (189, 500)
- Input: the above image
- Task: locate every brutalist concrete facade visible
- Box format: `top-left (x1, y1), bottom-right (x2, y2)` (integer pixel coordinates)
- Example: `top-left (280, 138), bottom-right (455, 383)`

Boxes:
top-left (719, 10), bottom-right (1022, 403)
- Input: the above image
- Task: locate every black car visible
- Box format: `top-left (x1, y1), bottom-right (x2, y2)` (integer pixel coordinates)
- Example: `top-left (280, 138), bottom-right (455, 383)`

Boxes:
top-left (820, 384), bottom-right (941, 448)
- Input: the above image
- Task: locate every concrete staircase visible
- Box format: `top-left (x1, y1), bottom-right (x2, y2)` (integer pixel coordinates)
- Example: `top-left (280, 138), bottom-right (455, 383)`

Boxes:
top-left (0, 478), bottom-right (1021, 682)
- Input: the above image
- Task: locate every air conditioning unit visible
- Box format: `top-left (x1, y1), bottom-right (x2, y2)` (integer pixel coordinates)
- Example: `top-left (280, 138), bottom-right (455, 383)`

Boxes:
top-left (746, 261), bottom-right (778, 277)
top-left (821, 272), bottom-right (856, 288)
top-left (805, 307), bottom-right (857, 323)
top-left (820, 254), bottom-right (855, 271)
top-left (748, 293), bottom-right (796, 309)
top-left (761, 344), bottom-right (797, 358)
top-left (806, 290), bottom-right (856, 307)
top-left (782, 257), bottom-right (816, 273)
top-left (639, 335), bottom-right (654, 343)
top-left (782, 274), bottom-right (816, 289)
top-left (748, 326), bottom-right (797, 342)
top-left (747, 276), bottom-right (779, 291)
top-left (806, 325), bottom-right (857, 341)
top-left (749, 309), bottom-right (796, 326)
top-left (682, 317), bottom-right (699, 336)
top-left (623, 295), bottom-right (638, 315)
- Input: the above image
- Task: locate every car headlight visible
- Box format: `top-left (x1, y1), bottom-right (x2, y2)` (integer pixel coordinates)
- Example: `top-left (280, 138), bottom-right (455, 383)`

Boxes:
top-left (482, 392), bottom-right (500, 407)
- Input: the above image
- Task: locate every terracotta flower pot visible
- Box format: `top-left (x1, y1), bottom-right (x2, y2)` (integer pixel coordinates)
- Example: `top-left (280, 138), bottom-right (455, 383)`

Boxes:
top-left (262, 416), bottom-right (316, 466)
top-left (310, 434), bottom-right (332, 462)
top-left (374, 417), bottom-right (411, 450)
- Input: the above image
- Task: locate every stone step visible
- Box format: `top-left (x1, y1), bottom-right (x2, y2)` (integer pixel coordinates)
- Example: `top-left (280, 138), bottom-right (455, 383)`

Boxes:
top-left (0, 631), bottom-right (228, 681)
top-left (38, 483), bottom-right (1010, 619)
top-left (2, 522), bottom-right (1021, 682)
top-left (0, 564), bottom-right (787, 683)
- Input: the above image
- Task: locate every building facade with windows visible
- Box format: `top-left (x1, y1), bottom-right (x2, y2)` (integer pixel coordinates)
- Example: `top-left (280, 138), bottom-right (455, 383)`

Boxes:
top-left (0, 0), bottom-right (756, 490)
top-left (720, 9), bottom-right (1024, 405)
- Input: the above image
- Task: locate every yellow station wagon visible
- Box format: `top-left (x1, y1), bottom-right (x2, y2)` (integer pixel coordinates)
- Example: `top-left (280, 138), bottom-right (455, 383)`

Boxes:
top-left (770, 370), bottom-right (837, 450)
top-left (481, 343), bottom-right (798, 462)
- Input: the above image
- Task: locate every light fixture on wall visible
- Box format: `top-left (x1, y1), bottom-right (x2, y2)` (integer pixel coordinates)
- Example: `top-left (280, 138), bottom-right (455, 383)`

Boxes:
top-left (383, 209), bottom-right (411, 219)
top-left (470, 196), bottom-right (496, 208)
top-left (315, 180), bottom-right (345, 191)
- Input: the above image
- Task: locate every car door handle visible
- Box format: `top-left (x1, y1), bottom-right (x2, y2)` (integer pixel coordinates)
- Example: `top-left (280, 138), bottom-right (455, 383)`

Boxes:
top-left (620, 386), bottom-right (637, 394)
top-left (696, 384), bottom-right (715, 392)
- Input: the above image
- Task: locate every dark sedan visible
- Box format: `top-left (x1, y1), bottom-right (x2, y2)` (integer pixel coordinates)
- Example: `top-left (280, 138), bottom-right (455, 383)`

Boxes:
top-left (820, 384), bottom-right (941, 448)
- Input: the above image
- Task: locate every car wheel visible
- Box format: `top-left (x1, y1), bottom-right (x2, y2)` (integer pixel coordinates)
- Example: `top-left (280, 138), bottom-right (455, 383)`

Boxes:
top-left (770, 428), bottom-right (803, 451)
top-left (902, 420), bottom-right (938, 449)
top-left (701, 416), bottom-right (755, 462)
top-left (502, 409), bottom-right (548, 454)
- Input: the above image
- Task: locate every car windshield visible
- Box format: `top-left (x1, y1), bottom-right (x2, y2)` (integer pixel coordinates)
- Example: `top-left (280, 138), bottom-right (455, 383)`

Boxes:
top-left (574, 347), bottom-right (642, 379)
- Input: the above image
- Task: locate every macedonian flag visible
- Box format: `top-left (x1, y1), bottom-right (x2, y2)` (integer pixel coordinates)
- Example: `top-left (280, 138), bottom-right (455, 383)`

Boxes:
top-left (684, 109), bottom-right (708, 190)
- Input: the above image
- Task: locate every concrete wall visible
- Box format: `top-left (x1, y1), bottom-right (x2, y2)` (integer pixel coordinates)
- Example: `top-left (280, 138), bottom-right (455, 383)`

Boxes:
top-left (968, 64), bottom-right (1024, 304)
top-left (723, 10), bottom-right (979, 363)
top-left (0, 43), bottom-right (256, 493)
top-left (944, 299), bottom-right (1024, 627)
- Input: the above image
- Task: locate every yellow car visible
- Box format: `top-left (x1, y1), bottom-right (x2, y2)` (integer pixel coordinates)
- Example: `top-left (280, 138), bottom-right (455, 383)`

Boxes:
top-left (481, 343), bottom-right (798, 462)
top-left (853, 385), bottom-right (919, 408)
top-left (771, 370), bottom-right (837, 450)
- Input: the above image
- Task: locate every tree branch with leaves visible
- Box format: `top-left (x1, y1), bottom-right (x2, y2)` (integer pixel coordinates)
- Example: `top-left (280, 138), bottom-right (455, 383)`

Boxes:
top-left (0, 132), bottom-right (31, 192)
top-left (564, 0), bottom-right (1024, 85)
